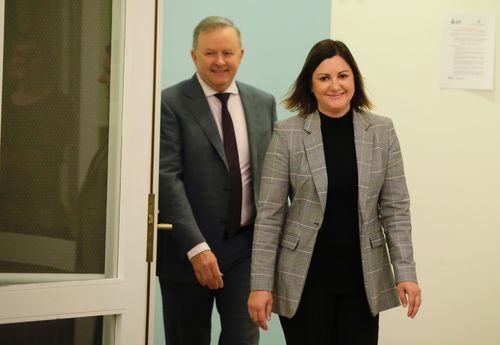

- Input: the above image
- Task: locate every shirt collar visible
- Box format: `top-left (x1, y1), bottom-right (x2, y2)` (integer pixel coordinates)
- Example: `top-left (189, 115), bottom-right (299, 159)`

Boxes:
top-left (196, 73), bottom-right (239, 97)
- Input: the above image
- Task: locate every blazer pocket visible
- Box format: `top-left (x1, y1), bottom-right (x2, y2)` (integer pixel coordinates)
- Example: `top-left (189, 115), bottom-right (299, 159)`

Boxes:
top-left (279, 232), bottom-right (299, 250)
top-left (369, 232), bottom-right (387, 248)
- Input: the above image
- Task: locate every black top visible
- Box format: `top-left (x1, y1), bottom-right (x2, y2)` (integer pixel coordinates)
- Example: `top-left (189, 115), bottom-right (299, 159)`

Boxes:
top-left (307, 109), bottom-right (364, 293)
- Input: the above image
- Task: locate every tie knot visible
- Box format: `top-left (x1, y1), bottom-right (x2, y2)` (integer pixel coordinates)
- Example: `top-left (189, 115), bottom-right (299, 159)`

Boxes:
top-left (215, 92), bottom-right (230, 105)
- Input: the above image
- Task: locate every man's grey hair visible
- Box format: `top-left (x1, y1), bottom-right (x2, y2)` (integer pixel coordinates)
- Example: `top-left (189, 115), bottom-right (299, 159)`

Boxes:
top-left (192, 16), bottom-right (242, 49)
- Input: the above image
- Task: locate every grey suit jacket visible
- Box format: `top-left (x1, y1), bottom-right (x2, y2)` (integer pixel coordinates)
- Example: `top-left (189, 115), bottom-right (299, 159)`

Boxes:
top-left (157, 75), bottom-right (276, 283)
top-left (251, 110), bottom-right (417, 317)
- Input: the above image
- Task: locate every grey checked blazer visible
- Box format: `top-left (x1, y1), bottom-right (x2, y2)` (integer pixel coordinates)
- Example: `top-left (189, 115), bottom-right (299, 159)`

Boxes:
top-left (250, 110), bottom-right (417, 317)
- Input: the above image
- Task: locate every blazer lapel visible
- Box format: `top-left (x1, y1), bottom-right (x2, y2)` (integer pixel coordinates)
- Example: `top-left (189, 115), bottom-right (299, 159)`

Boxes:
top-left (353, 110), bottom-right (373, 224)
top-left (238, 84), bottom-right (259, 178)
top-left (303, 112), bottom-right (327, 211)
top-left (184, 77), bottom-right (227, 168)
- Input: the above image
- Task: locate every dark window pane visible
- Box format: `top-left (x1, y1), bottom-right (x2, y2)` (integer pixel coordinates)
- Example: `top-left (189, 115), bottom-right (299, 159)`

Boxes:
top-left (0, 316), bottom-right (106, 345)
top-left (0, 0), bottom-right (112, 277)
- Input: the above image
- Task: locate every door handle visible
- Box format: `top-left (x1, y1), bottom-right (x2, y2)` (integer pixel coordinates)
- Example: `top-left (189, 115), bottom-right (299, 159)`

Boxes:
top-left (158, 223), bottom-right (173, 231)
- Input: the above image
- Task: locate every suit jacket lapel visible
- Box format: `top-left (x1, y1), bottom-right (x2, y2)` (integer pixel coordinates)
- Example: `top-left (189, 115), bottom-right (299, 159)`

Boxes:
top-left (238, 83), bottom-right (259, 178)
top-left (353, 110), bottom-right (373, 224)
top-left (184, 76), bottom-right (227, 168)
top-left (303, 112), bottom-right (327, 211)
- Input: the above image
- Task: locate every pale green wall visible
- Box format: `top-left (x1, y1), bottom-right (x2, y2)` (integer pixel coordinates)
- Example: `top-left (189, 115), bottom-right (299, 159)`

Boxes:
top-left (156, 1), bottom-right (331, 344)
top-left (160, 0), bottom-right (331, 120)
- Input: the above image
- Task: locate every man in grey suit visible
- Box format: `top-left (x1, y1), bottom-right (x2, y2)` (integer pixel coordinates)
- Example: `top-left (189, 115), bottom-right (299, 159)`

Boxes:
top-left (157, 16), bottom-right (276, 345)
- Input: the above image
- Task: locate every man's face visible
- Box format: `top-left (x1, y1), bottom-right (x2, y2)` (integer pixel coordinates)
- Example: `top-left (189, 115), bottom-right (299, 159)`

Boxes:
top-left (191, 26), bottom-right (244, 92)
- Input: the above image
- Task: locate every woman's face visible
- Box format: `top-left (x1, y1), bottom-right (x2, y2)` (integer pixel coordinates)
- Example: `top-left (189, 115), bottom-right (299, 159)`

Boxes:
top-left (311, 55), bottom-right (355, 117)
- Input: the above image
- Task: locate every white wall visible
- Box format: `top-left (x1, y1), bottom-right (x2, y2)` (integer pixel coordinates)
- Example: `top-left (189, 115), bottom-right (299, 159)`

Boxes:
top-left (331, 1), bottom-right (500, 344)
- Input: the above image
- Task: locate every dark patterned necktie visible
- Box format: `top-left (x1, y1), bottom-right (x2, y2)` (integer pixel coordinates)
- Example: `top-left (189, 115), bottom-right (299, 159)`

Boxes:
top-left (215, 92), bottom-right (242, 239)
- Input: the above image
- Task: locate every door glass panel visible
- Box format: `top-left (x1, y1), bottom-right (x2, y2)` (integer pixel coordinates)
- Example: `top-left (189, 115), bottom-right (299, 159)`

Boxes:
top-left (0, 315), bottom-right (114, 345)
top-left (0, 0), bottom-right (121, 283)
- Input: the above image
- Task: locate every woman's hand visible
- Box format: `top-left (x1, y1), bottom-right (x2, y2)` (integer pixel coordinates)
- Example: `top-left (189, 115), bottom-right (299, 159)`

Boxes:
top-left (397, 281), bottom-right (421, 318)
top-left (248, 290), bottom-right (273, 330)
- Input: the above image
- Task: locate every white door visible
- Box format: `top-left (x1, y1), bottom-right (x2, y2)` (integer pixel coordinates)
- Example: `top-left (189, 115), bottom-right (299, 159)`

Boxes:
top-left (0, 0), bottom-right (161, 344)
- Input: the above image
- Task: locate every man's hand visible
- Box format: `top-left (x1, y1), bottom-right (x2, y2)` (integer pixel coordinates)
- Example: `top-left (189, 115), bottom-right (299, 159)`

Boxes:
top-left (190, 250), bottom-right (223, 289)
top-left (397, 281), bottom-right (421, 318)
top-left (248, 290), bottom-right (273, 331)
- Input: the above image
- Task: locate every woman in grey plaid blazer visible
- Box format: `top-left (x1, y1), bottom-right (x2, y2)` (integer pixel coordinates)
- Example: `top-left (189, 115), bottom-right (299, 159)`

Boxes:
top-left (248, 40), bottom-right (421, 344)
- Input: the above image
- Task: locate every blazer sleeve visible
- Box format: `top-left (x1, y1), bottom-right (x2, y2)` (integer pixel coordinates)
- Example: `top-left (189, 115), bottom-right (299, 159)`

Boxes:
top-left (271, 97), bottom-right (278, 124)
top-left (251, 121), bottom-right (290, 291)
top-left (378, 122), bottom-right (417, 283)
top-left (159, 95), bottom-right (206, 254)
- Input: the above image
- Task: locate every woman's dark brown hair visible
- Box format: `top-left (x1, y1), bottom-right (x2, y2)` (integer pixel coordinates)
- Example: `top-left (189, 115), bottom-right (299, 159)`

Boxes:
top-left (283, 39), bottom-right (373, 116)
